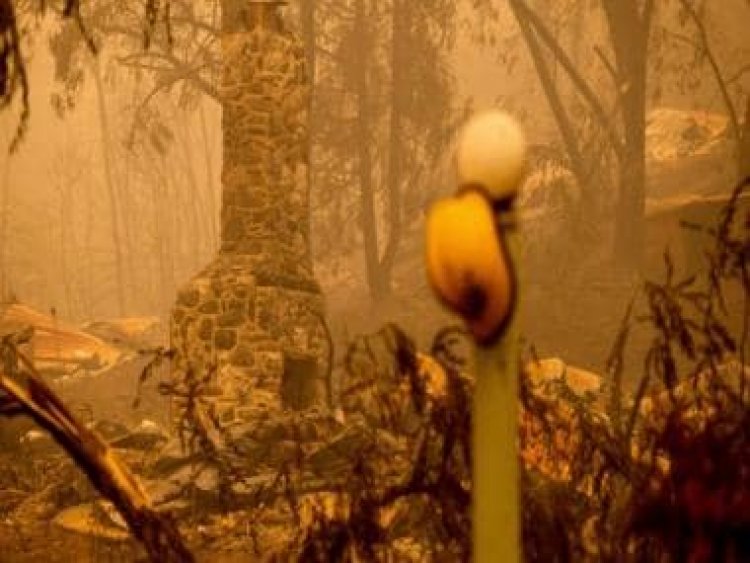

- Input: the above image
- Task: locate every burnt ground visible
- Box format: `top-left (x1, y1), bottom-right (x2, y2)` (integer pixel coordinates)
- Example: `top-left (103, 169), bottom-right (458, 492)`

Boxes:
top-left (0, 190), bottom-right (747, 562)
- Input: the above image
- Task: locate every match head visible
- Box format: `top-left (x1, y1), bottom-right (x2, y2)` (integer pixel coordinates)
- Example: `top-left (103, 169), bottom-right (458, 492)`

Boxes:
top-left (456, 110), bottom-right (527, 201)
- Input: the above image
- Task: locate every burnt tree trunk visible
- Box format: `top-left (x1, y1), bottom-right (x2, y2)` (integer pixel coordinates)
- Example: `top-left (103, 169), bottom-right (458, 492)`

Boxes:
top-left (739, 97), bottom-right (750, 181)
top-left (603, 1), bottom-right (652, 270)
top-left (378, 0), bottom-right (408, 299)
top-left (92, 56), bottom-right (127, 316)
top-left (0, 155), bottom-right (9, 300)
top-left (510, 0), bottom-right (653, 271)
top-left (353, 0), bottom-right (388, 301)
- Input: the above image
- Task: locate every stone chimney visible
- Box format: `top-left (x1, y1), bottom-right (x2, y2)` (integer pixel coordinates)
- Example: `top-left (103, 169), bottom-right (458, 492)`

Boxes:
top-left (170, 0), bottom-right (328, 424)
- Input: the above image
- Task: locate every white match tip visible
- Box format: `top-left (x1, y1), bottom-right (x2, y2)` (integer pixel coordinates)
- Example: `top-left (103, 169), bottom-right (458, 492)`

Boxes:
top-left (456, 110), bottom-right (527, 200)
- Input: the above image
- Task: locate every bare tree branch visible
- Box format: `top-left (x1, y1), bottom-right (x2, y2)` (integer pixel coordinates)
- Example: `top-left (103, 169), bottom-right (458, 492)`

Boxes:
top-left (594, 45), bottom-right (618, 86)
top-left (677, 0), bottom-right (741, 146)
top-left (510, 0), bottom-right (624, 161)
top-left (726, 63), bottom-right (750, 86)
top-left (63, 0), bottom-right (99, 54)
top-left (508, 0), bottom-right (588, 189)
top-left (1, 0), bottom-right (30, 152)
top-left (641, 0), bottom-right (656, 35)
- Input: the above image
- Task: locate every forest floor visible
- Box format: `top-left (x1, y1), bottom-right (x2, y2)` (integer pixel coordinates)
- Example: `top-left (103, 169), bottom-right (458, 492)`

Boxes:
top-left (0, 250), bottom-right (745, 562)
top-left (1, 138), bottom-right (746, 560)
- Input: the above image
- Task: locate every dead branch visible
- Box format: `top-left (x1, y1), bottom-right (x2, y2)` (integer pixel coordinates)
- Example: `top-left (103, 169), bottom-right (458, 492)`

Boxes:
top-left (676, 0), bottom-right (741, 147)
top-left (509, 0), bottom-right (624, 161)
top-left (0, 0), bottom-right (30, 152)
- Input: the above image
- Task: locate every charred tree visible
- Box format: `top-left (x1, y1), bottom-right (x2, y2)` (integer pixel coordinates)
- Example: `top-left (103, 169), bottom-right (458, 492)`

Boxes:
top-left (509, 0), bottom-right (655, 269)
top-left (92, 56), bottom-right (127, 316)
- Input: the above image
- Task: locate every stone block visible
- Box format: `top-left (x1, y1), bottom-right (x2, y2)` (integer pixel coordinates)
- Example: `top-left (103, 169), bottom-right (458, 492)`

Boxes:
top-left (177, 289), bottom-right (200, 308)
top-left (215, 329), bottom-right (238, 351)
top-left (249, 388), bottom-right (281, 411)
top-left (224, 298), bottom-right (246, 312)
top-left (198, 300), bottom-right (220, 315)
top-left (172, 308), bottom-right (186, 324)
top-left (232, 285), bottom-right (250, 299)
top-left (218, 405), bottom-right (236, 424)
top-left (217, 308), bottom-right (245, 328)
top-left (198, 318), bottom-right (214, 341)
top-left (257, 350), bottom-right (283, 371)
top-left (229, 344), bottom-right (255, 367)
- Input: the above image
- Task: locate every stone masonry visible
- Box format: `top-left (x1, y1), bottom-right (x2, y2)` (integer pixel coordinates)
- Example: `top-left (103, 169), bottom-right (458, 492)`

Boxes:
top-left (170, 1), bottom-right (328, 424)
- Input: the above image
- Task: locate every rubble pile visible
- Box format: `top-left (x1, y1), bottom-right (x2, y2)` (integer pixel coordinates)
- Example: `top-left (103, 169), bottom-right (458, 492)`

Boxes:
top-left (1, 300), bottom-right (745, 560)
